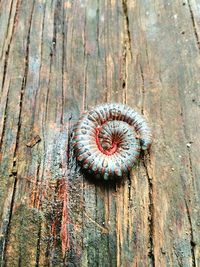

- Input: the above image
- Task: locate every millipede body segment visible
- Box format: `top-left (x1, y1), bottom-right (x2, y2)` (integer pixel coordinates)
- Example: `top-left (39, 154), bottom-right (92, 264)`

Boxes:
top-left (72, 103), bottom-right (152, 180)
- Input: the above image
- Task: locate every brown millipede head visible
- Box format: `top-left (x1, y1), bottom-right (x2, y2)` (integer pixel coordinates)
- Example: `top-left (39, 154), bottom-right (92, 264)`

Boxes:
top-left (72, 103), bottom-right (152, 181)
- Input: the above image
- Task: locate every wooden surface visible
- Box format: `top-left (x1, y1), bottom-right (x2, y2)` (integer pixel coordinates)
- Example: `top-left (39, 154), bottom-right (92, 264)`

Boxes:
top-left (0, 0), bottom-right (200, 266)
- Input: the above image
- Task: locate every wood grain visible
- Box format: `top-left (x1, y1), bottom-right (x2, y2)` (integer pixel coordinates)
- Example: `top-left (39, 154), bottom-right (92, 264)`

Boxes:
top-left (0, 0), bottom-right (199, 266)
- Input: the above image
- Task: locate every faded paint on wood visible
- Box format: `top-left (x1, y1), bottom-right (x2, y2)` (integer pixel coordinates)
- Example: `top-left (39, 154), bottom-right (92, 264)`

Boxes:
top-left (0, 0), bottom-right (200, 266)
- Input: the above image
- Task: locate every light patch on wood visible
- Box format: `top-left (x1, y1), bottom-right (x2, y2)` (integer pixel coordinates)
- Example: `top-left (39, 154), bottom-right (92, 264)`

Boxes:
top-left (64, 2), bottom-right (72, 9)
top-left (111, 0), bottom-right (116, 6)
top-left (130, 1), bottom-right (136, 9)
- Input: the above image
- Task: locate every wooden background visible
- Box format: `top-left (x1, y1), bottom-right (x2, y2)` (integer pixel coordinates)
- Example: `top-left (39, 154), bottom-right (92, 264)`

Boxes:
top-left (0, 0), bottom-right (200, 266)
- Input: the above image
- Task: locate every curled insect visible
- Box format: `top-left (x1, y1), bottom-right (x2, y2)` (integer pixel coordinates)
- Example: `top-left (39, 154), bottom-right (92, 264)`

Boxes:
top-left (72, 103), bottom-right (152, 180)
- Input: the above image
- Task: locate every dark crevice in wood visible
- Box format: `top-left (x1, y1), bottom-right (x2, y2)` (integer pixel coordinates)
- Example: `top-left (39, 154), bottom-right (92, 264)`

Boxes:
top-left (187, 147), bottom-right (196, 190)
top-left (174, 249), bottom-right (183, 267)
top-left (187, 0), bottom-right (200, 52)
top-left (93, 3), bottom-right (100, 107)
top-left (121, 0), bottom-right (134, 104)
top-left (2, 175), bottom-right (18, 266)
top-left (121, 0), bottom-right (130, 104)
top-left (104, 3), bottom-right (109, 102)
top-left (127, 173), bottom-right (131, 247)
top-left (53, 0), bottom-right (61, 52)
top-left (1, 0), bottom-right (20, 94)
top-left (121, 39), bottom-right (127, 103)
top-left (67, 115), bottom-right (72, 167)
top-left (122, 0), bottom-right (132, 59)
top-left (61, 0), bottom-right (65, 125)
top-left (35, 222), bottom-right (42, 267)
top-left (143, 155), bottom-right (155, 267)
top-left (95, 185), bottom-right (98, 265)
top-left (115, 184), bottom-right (122, 267)
top-left (104, 47), bottom-right (108, 102)
top-left (96, 0), bottom-right (100, 59)
top-left (184, 199), bottom-right (196, 267)
top-left (145, 43), bottom-right (150, 68)
top-left (83, 9), bottom-right (88, 111)
top-left (33, 161), bottom-right (41, 208)
top-left (0, 85), bottom-right (9, 152)
top-left (1, 49), bottom-right (8, 94)
top-left (83, 56), bottom-right (88, 111)
top-left (106, 187), bottom-right (112, 267)
top-left (140, 64), bottom-right (145, 115)
top-left (68, 0), bottom-right (75, 71)
top-left (39, 2), bottom-right (46, 71)
top-left (2, 1), bottom-right (35, 263)
top-left (18, 216), bottom-right (24, 267)
top-left (45, 61), bottom-right (52, 123)
top-left (45, 2), bottom-right (58, 123)
top-left (118, 219), bottom-right (122, 266)
top-left (127, 173), bottom-right (132, 203)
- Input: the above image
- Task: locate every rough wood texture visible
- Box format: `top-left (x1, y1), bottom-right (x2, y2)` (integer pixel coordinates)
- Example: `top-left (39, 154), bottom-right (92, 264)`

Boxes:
top-left (0, 0), bottom-right (200, 266)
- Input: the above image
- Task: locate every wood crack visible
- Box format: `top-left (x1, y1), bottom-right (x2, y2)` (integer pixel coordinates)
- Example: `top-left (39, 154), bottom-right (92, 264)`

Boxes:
top-left (35, 219), bottom-right (42, 267)
top-left (83, 9), bottom-right (88, 111)
top-left (45, 2), bottom-right (58, 122)
top-left (143, 156), bottom-right (155, 267)
top-left (1, 0), bottom-right (20, 94)
top-left (140, 64), bottom-right (145, 115)
top-left (187, 0), bottom-right (200, 52)
top-left (187, 147), bottom-right (196, 190)
top-left (33, 161), bottom-right (41, 208)
top-left (174, 248), bottom-right (183, 267)
top-left (121, 0), bottom-right (132, 104)
top-left (184, 199), bottom-right (196, 267)
top-left (121, 42), bottom-right (127, 103)
top-left (61, 0), bottom-right (65, 125)
top-left (0, 83), bottom-right (9, 152)
top-left (122, 0), bottom-right (132, 59)
top-left (127, 173), bottom-right (132, 247)
top-left (2, 174), bottom-right (17, 266)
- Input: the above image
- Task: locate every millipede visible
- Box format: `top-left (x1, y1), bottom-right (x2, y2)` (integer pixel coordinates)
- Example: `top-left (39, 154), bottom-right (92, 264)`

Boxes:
top-left (72, 103), bottom-right (152, 180)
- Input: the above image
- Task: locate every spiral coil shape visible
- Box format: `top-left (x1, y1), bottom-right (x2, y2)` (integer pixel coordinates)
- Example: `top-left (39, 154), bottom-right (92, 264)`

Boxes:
top-left (72, 103), bottom-right (152, 180)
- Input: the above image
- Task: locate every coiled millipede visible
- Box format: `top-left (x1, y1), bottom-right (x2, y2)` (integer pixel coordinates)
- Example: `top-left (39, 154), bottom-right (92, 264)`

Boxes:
top-left (72, 103), bottom-right (152, 180)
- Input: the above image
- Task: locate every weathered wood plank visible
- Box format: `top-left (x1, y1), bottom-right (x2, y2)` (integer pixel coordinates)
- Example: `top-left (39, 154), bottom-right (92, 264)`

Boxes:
top-left (0, 0), bottom-right (199, 266)
top-left (125, 0), bottom-right (200, 266)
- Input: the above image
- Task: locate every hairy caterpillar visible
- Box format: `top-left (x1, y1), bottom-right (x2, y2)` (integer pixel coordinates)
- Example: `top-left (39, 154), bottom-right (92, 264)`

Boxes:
top-left (72, 103), bottom-right (152, 180)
